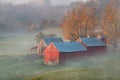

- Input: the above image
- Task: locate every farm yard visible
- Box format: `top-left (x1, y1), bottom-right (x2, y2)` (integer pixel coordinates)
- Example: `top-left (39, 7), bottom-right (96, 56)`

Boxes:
top-left (0, 33), bottom-right (120, 80)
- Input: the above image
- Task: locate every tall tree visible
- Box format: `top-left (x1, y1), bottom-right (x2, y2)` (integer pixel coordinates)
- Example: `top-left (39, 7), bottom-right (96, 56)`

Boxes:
top-left (61, 4), bottom-right (97, 41)
top-left (80, 5), bottom-right (97, 37)
top-left (102, 1), bottom-right (120, 48)
top-left (61, 9), bottom-right (79, 40)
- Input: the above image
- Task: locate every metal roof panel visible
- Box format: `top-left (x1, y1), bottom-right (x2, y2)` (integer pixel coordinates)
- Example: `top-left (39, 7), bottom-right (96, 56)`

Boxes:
top-left (53, 42), bottom-right (87, 52)
top-left (44, 37), bottom-right (63, 45)
top-left (81, 38), bottom-right (106, 47)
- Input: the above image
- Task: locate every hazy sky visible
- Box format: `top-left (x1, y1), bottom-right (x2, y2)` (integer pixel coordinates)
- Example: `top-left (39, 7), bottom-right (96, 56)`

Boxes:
top-left (0, 0), bottom-right (89, 5)
top-left (51, 0), bottom-right (89, 6)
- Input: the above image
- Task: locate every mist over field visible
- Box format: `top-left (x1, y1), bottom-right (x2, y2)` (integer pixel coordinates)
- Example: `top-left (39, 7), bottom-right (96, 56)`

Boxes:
top-left (0, 0), bottom-right (67, 55)
top-left (0, 0), bottom-right (71, 34)
top-left (0, 0), bottom-right (120, 80)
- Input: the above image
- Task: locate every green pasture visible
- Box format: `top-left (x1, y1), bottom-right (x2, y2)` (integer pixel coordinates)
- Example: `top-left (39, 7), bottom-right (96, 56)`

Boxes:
top-left (0, 33), bottom-right (120, 80)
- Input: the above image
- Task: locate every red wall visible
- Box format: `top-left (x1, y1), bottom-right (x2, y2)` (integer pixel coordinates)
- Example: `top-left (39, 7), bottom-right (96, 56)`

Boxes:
top-left (87, 46), bottom-right (107, 55)
top-left (44, 43), bottom-right (59, 65)
top-left (59, 46), bottom-right (107, 64)
top-left (59, 51), bottom-right (87, 64)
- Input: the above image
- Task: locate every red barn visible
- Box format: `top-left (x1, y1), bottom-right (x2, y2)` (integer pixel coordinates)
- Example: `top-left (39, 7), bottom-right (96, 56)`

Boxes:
top-left (37, 37), bottom-right (63, 55)
top-left (44, 42), bottom-right (87, 65)
top-left (77, 38), bottom-right (107, 56)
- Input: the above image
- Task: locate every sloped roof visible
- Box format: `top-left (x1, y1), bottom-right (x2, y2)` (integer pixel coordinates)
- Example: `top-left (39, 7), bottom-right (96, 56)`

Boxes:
top-left (44, 37), bottom-right (63, 45)
top-left (81, 38), bottom-right (106, 47)
top-left (53, 42), bottom-right (87, 52)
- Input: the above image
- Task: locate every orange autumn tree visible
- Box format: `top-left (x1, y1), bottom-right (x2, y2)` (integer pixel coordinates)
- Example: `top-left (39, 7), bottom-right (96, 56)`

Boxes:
top-left (102, 1), bottom-right (120, 48)
top-left (61, 4), bottom-right (97, 41)
top-left (80, 5), bottom-right (97, 38)
top-left (61, 9), bottom-right (80, 41)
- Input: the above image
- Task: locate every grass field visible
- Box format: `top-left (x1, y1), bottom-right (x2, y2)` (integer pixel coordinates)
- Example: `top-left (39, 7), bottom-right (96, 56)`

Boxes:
top-left (0, 33), bottom-right (39, 80)
top-left (30, 68), bottom-right (120, 80)
top-left (0, 33), bottom-right (120, 80)
top-left (0, 54), bottom-right (70, 80)
top-left (0, 51), bottom-right (119, 80)
top-left (0, 28), bottom-right (62, 55)
top-left (0, 33), bottom-right (36, 55)
top-left (0, 52), bottom-right (120, 80)
top-left (0, 33), bottom-right (63, 80)
top-left (29, 50), bottom-right (120, 80)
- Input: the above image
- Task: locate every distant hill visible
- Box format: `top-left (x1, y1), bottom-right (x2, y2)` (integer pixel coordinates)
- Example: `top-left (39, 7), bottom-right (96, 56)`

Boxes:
top-left (1, 0), bottom-right (119, 33)
top-left (0, 1), bottom-right (71, 33)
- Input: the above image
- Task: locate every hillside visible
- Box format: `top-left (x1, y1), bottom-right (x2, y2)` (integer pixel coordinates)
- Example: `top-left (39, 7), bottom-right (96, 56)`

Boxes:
top-left (0, 37), bottom-right (120, 80)
top-left (0, 1), bottom-right (120, 80)
top-left (41, 27), bottom-right (63, 38)
top-left (0, 1), bottom-right (70, 33)
top-left (29, 49), bottom-right (120, 80)
top-left (30, 68), bottom-right (120, 80)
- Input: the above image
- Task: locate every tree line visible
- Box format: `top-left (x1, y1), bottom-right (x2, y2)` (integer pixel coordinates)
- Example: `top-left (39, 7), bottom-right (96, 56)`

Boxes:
top-left (61, 0), bottom-right (120, 47)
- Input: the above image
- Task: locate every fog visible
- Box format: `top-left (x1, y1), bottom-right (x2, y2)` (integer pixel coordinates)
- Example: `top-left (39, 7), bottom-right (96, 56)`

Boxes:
top-left (0, 0), bottom-right (119, 80)
top-left (0, 0), bottom-right (110, 34)
top-left (0, 0), bottom-right (89, 5)
top-left (0, 0), bottom-right (72, 34)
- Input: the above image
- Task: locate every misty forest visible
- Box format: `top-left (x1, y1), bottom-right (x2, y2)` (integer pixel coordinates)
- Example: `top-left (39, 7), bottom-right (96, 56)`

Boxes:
top-left (0, 0), bottom-right (120, 80)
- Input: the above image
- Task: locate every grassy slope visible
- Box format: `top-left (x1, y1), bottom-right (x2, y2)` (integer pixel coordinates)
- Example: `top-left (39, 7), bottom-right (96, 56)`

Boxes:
top-left (42, 27), bottom-right (63, 38)
top-left (0, 55), bottom-right (41, 80)
top-left (0, 27), bottom-right (62, 55)
top-left (0, 31), bottom-right (63, 80)
top-left (0, 33), bottom-right (36, 55)
top-left (0, 50), bottom-right (119, 80)
top-left (29, 50), bottom-right (120, 80)
top-left (0, 55), bottom-right (67, 80)
top-left (30, 69), bottom-right (120, 80)
top-left (0, 32), bottom-right (120, 80)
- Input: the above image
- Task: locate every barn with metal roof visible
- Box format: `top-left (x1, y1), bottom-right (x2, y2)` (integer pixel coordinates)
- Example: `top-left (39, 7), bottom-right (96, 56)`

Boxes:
top-left (44, 42), bottom-right (87, 65)
top-left (37, 37), bottom-right (63, 55)
top-left (77, 38), bottom-right (107, 55)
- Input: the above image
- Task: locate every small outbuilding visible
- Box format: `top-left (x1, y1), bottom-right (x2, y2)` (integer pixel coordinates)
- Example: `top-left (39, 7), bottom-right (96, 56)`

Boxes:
top-left (44, 42), bottom-right (87, 65)
top-left (77, 38), bottom-right (107, 55)
top-left (37, 37), bottom-right (63, 55)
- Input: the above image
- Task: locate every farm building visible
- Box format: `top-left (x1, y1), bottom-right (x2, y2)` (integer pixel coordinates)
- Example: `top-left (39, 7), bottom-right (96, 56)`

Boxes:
top-left (77, 38), bottom-right (107, 55)
top-left (97, 34), bottom-right (107, 44)
top-left (44, 42), bottom-right (87, 65)
top-left (37, 37), bottom-right (63, 55)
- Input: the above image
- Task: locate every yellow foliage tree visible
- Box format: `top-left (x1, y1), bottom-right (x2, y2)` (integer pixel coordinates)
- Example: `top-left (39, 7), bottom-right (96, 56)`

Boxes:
top-left (102, 1), bottom-right (120, 47)
top-left (61, 4), bottom-right (97, 41)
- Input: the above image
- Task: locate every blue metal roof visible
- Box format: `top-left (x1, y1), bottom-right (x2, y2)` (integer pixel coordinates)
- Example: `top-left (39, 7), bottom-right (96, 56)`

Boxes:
top-left (53, 42), bottom-right (87, 52)
top-left (44, 37), bottom-right (63, 45)
top-left (81, 38), bottom-right (106, 47)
